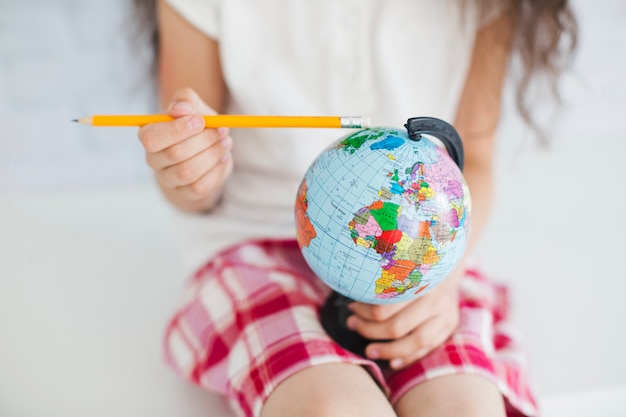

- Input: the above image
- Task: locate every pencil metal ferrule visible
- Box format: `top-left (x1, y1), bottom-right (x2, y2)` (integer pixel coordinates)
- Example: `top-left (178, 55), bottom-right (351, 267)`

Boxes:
top-left (340, 116), bottom-right (370, 129)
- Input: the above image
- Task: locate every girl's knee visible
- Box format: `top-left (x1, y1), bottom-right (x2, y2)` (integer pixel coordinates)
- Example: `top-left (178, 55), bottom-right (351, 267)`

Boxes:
top-left (395, 374), bottom-right (506, 417)
top-left (261, 363), bottom-right (396, 417)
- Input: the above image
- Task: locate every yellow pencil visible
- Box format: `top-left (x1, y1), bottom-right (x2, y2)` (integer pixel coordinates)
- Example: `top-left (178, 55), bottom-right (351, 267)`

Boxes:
top-left (72, 115), bottom-right (370, 129)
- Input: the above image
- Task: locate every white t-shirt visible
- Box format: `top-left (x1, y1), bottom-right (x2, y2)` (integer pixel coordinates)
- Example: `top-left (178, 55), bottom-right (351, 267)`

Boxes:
top-left (166, 0), bottom-right (486, 275)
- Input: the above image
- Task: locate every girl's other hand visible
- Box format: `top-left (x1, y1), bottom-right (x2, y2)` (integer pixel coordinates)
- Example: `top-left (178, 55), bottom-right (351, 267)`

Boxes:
top-left (138, 87), bottom-right (233, 212)
top-left (346, 272), bottom-right (462, 370)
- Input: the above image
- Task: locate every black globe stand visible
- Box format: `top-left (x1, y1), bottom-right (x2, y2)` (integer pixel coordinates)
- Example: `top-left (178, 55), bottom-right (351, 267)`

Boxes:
top-left (319, 117), bottom-right (465, 362)
top-left (404, 116), bottom-right (465, 170)
top-left (320, 291), bottom-right (388, 361)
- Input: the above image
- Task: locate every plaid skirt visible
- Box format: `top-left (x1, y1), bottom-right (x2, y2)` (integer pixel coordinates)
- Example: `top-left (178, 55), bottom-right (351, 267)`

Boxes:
top-left (164, 239), bottom-right (537, 417)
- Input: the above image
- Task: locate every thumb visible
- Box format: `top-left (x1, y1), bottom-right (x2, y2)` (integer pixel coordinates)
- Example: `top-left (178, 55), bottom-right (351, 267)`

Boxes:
top-left (166, 87), bottom-right (216, 118)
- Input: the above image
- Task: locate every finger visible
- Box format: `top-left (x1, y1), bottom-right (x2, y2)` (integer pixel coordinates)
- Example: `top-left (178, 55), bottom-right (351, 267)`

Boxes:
top-left (177, 153), bottom-right (233, 202)
top-left (346, 299), bottom-right (436, 340)
top-left (158, 140), bottom-right (231, 188)
top-left (348, 300), bottom-right (410, 322)
top-left (347, 311), bottom-right (415, 341)
top-left (138, 115), bottom-right (205, 154)
top-left (166, 87), bottom-right (215, 118)
top-left (147, 128), bottom-right (231, 170)
top-left (365, 316), bottom-right (456, 369)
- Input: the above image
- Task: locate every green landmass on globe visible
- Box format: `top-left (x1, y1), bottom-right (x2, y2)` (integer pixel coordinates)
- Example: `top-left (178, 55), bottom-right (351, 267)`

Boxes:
top-left (296, 127), bottom-right (471, 304)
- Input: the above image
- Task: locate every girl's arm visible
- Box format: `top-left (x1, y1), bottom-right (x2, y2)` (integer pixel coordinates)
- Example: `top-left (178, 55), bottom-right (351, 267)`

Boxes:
top-left (453, 13), bottom-right (513, 255)
top-left (346, 14), bottom-right (515, 368)
top-left (137, 0), bottom-right (233, 213)
top-left (156, 0), bottom-right (225, 112)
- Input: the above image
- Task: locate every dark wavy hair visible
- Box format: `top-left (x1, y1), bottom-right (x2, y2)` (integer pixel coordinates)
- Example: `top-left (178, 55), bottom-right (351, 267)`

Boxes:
top-left (502, 0), bottom-right (578, 142)
top-left (133, 0), bottom-right (577, 143)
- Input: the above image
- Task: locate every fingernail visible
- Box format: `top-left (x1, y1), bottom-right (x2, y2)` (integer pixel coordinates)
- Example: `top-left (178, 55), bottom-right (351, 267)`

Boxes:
top-left (221, 135), bottom-right (233, 149)
top-left (366, 348), bottom-right (380, 359)
top-left (415, 349), bottom-right (428, 359)
top-left (172, 101), bottom-right (193, 114)
top-left (221, 152), bottom-right (230, 163)
top-left (390, 358), bottom-right (404, 369)
top-left (188, 116), bottom-right (204, 131)
top-left (217, 127), bottom-right (230, 138)
top-left (346, 316), bottom-right (357, 330)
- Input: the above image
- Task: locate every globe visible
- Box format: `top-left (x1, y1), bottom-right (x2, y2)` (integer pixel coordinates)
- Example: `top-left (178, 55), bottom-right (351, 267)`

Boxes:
top-left (295, 123), bottom-right (472, 305)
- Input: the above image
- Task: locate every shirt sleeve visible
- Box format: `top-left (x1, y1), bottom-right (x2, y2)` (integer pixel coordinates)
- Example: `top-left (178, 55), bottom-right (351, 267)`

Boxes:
top-left (166, 0), bottom-right (220, 39)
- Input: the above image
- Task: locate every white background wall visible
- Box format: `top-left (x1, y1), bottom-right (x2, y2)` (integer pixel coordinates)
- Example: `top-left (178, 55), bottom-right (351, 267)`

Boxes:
top-left (478, 0), bottom-right (626, 396)
top-left (1, 0), bottom-right (625, 415)
top-left (0, 0), bottom-right (155, 194)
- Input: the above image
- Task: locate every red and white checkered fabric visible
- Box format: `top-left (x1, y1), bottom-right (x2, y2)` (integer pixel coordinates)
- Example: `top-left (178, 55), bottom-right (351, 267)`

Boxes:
top-left (164, 239), bottom-right (537, 417)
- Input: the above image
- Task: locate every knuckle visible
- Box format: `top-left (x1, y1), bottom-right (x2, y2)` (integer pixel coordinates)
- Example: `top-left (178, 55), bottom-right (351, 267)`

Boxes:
top-left (369, 306), bottom-right (387, 322)
top-left (189, 176), bottom-right (212, 197)
top-left (172, 118), bottom-right (190, 139)
top-left (411, 331), bottom-right (428, 349)
top-left (164, 142), bottom-right (185, 163)
top-left (176, 162), bottom-right (196, 183)
top-left (387, 321), bottom-right (406, 339)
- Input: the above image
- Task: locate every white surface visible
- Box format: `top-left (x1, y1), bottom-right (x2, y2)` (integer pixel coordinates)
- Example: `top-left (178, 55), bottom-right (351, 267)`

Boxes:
top-left (539, 385), bottom-right (626, 417)
top-left (2, 145), bottom-right (626, 417)
top-left (0, 184), bottom-right (231, 417)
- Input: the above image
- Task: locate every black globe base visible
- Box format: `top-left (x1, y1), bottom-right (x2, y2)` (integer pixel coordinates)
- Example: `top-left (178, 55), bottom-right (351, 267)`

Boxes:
top-left (320, 291), bottom-right (388, 366)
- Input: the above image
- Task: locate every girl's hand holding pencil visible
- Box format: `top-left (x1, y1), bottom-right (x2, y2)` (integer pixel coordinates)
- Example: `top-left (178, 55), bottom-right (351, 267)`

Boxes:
top-left (136, 88), bottom-right (234, 213)
top-left (72, 87), bottom-right (369, 213)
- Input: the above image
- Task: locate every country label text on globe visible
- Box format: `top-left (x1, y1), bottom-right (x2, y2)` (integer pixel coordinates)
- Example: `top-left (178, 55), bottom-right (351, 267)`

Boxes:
top-left (296, 127), bottom-right (472, 304)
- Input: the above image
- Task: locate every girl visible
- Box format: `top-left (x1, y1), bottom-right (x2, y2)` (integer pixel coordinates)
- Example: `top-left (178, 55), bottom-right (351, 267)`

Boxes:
top-left (133, 1), bottom-right (577, 416)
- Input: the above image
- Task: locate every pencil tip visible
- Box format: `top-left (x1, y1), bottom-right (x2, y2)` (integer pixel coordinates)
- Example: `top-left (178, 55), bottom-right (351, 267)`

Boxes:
top-left (71, 119), bottom-right (78, 123)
